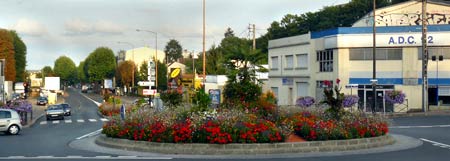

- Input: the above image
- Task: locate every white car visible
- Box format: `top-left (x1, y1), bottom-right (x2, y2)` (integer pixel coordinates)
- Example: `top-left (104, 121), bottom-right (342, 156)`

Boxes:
top-left (0, 109), bottom-right (22, 135)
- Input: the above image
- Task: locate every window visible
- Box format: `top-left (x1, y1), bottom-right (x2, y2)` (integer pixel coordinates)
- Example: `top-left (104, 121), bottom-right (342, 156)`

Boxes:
top-left (296, 54), bottom-right (308, 69)
top-left (271, 56), bottom-right (279, 70)
top-left (317, 50), bottom-right (333, 72)
top-left (418, 47), bottom-right (450, 60)
top-left (0, 111), bottom-right (11, 119)
top-left (349, 48), bottom-right (402, 60)
top-left (296, 82), bottom-right (309, 97)
top-left (285, 55), bottom-right (294, 69)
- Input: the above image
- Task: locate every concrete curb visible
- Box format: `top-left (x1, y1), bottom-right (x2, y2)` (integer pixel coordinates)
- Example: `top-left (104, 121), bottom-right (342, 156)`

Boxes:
top-left (386, 110), bottom-right (450, 118)
top-left (95, 134), bottom-right (395, 155)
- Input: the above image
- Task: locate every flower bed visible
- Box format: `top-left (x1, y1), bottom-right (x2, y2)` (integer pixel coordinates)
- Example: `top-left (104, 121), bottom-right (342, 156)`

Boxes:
top-left (102, 107), bottom-right (389, 144)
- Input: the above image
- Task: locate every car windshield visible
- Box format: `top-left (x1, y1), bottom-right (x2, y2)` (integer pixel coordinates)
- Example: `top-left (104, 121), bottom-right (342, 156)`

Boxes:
top-left (61, 104), bottom-right (70, 108)
top-left (39, 97), bottom-right (47, 101)
top-left (48, 105), bottom-right (62, 110)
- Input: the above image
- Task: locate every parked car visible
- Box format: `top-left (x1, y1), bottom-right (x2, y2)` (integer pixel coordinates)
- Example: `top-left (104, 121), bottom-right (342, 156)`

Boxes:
top-left (46, 105), bottom-right (64, 120)
top-left (0, 109), bottom-right (22, 135)
top-left (36, 97), bottom-right (48, 106)
top-left (60, 103), bottom-right (71, 116)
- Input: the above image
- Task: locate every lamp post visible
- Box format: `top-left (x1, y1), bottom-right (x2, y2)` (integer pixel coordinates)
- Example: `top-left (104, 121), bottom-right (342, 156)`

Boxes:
top-left (136, 29), bottom-right (158, 89)
top-left (117, 41), bottom-right (135, 90)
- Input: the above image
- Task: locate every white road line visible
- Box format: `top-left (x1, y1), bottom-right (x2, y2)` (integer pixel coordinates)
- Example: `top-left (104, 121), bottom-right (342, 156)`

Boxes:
top-left (39, 121), bottom-right (47, 125)
top-left (76, 129), bottom-right (103, 140)
top-left (36, 156), bottom-right (53, 158)
top-left (52, 120), bottom-right (59, 124)
top-left (77, 119), bottom-right (85, 123)
top-left (7, 156), bottom-right (24, 158)
top-left (94, 156), bottom-right (112, 158)
top-left (88, 119), bottom-right (97, 122)
top-left (66, 155), bottom-right (83, 158)
top-left (390, 124), bottom-right (450, 129)
top-left (65, 120), bottom-right (72, 123)
top-left (100, 118), bottom-right (109, 122)
top-left (420, 138), bottom-right (450, 150)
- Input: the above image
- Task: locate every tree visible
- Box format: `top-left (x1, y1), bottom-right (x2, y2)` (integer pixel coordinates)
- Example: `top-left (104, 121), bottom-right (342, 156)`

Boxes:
top-left (196, 45), bottom-right (226, 75)
top-left (54, 56), bottom-right (77, 85)
top-left (9, 31), bottom-right (27, 82)
top-left (77, 61), bottom-right (87, 83)
top-left (41, 66), bottom-right (54, 77)
top-left (164, 39), bottom-right (183, 64)
top-left (0, 29), bottom-right (16, 82)
top-left (157, 61), bottom-right (168, 91)
top-left (137, 61), bottom-right (148, 82)
top-left (85, 47), bottom-right (116, 83)
top-left (224, 27), bottom-right (235, 38)
top-left (116, 60), bottom-right (135, 88)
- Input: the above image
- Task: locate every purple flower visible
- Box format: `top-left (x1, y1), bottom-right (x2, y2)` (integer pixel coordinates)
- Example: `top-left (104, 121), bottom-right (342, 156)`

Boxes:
top-left (296, 96), bottom-right (316, 108)
top-left (385, 90), bottom-right (406, 104)
top-left (342, 95), bottom-right (359, 107)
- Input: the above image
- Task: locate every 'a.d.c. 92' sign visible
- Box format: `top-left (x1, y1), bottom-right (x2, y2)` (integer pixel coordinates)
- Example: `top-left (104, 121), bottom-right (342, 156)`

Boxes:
top-left (388, 35), bottom-right (434, 45)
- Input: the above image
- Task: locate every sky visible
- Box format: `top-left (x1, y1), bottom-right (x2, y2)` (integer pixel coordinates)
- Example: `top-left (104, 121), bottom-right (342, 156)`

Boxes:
top-left (0, 0), bottom-right (350, 70)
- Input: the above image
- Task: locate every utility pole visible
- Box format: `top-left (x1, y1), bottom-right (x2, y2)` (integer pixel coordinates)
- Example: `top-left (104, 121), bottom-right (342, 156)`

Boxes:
top-left (372, 0), bottom-right (377, 114)
top-left (422, 0), bottom-right (428, 112)
top-left (252, 24), bottom-right (256, 50)
top-left (202, 0), bottom-right (206, 86)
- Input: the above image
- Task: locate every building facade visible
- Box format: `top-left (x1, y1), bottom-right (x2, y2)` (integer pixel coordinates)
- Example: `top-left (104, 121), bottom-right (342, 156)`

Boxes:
top-left (123, 47), bottom-right (165, 71)
top-left (268, 0), bottom-right (450, 112)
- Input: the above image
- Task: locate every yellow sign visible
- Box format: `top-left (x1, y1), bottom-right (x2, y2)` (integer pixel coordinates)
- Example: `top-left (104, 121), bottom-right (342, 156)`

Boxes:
top-left (170, 68), bottom-right (181, 78)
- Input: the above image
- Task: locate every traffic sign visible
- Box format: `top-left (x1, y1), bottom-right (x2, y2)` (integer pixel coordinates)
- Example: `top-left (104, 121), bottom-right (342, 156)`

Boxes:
top-left (143, 89), bottom-right (157, 95)
top-left (138, 81), bottom-right (154, 86)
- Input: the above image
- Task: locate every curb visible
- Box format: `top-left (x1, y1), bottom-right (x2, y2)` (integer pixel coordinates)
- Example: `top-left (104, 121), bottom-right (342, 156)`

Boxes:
top-left (385, 110), bottom-right (450, 118)
top-left (95, 134), bottom-right (395, 155)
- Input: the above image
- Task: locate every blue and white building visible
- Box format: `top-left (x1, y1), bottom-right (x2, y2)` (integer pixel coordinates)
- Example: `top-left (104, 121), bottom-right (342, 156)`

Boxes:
top-left (268, 0), bottom-right (450, 112)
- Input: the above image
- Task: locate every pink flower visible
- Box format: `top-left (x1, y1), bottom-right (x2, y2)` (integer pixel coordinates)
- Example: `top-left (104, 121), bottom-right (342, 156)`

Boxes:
top-left (336, 78), bottom-right (341, 84)
top-left (323, 80), bottom-right (332, 87)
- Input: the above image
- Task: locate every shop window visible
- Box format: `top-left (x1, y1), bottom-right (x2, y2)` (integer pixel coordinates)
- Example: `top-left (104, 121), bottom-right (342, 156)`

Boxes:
top-left (418, 47), bottom-right (450, 60)
top-left (317, 50), bottom-right (333, 72)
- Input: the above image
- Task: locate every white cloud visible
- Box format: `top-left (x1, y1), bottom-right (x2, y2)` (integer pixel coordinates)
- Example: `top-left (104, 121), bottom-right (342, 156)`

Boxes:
top-left (10, 18), bottom-right (48, 36)
top-left (64, 19), bottom-right (124, 36)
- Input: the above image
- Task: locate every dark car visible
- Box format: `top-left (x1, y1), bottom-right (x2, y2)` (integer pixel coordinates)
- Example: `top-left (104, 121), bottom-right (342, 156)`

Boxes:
top-left (60, 103), bottom-right (71, 116)
top-left (46, 105), bottom-right (64, 120)
top-left (36, 97), bottom-right (48, 106)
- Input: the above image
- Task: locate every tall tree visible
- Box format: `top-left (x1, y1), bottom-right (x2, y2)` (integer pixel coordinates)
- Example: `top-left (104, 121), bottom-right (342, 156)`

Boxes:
top-left (224, 27), bottom-right (235, 38)
top-left (9, 31), bottom-right (27, 82)
top-left (137, 61), bottom-right (148, 82)
top-left (54, 56), bottom-right (77, 85)
top-left (85, 47), bottom-right (116, 83)
top-left (157, 61), bottom-right (167, 91)
top-left (0, 29), bottom-right (16, 82)
top-left (116, 60), bottom-right (135, 88)
top-left (41, 66), bottom-right (54, 77)
top-left (77, 61), bottom-right (87, 83)
top-left (203, 45), bottom-right (226, 75)
top-left (164, 39), bottom-right (183, 64)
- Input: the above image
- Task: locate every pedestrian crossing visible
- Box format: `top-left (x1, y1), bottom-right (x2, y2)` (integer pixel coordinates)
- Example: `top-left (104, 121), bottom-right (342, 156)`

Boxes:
top-left (39, 118), bottom-right (109, 125)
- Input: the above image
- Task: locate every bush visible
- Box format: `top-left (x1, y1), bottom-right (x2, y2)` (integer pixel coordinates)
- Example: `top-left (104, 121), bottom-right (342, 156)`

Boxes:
top-left (191, 88), bottom-right (211, 112)
top-left (160, 89), bottom-right (183, 109)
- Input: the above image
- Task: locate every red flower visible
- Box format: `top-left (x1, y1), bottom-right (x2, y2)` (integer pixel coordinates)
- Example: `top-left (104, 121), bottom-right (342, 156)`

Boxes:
top-left (336, 78), bottom-right (340, 84)
top-left (323, 80), bottom-right (332, 87)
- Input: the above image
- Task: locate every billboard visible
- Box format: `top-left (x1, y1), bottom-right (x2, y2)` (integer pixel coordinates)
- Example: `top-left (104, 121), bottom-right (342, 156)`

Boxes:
top-left (44, 77), bottom-right (60, 90)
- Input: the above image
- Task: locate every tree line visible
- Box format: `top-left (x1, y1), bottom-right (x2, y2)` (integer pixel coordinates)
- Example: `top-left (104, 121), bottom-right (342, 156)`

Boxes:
top-left (0, 29), bottom-right (27, 82)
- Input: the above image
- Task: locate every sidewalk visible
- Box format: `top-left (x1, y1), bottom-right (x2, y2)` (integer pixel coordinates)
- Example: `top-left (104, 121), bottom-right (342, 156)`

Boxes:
top-left (23, 96), bottom-right (65, 128)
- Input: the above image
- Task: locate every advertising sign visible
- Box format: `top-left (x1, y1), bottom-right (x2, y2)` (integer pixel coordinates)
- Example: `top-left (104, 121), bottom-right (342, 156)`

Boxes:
top-left (209, 89), bottom-right (221, 106)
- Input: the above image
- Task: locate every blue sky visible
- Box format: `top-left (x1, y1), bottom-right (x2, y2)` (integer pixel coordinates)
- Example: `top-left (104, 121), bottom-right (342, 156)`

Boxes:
top-left (0, 0), bottom-right (350, 70)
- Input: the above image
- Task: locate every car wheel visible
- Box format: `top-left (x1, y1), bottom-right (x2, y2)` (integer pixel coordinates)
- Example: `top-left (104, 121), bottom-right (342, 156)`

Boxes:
top-left (46, 117), bottom-right (50, 121)
top-left (8, 125), bottom-right (20, 135)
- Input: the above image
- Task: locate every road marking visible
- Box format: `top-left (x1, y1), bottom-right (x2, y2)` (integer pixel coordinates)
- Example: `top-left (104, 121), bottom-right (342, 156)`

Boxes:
top-left (65, 120), bottom-right (72, 123)
top-left (88, 119), bottom-right (97, 122)
top-left (390, 124), bottom-right (450, 129)
top-left (7, 156), bottom-right (24, 158)
top-left (0, 156), bottom-right (172, 160)
top-left (420, 138), bottom-right (450, 150)
top-left (39, 121), bottom-right (47, 125)
top-left (77, 119), bottom-right (85, 123)
top-left (66, 155), bottom-right (83, 158)
top-left (94, 156), bottom-right (112, 158)
top-left (52, 120), bottom-right (59, 124)
top-left (76, 128), bottom-right (103, 140)
top-left (100, 118), bottom-right (109, 122)
top-left (36, 156), bottom-right (53, 158)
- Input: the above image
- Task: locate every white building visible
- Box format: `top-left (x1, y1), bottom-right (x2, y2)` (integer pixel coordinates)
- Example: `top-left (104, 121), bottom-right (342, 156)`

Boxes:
top-left (268, 0), bottom-right (450, 112)
top-left (123, 47), bottom-right (165, 71)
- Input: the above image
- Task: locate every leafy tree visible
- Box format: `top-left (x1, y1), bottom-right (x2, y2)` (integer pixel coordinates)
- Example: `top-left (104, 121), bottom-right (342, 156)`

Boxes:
top-left (85, 47), bottom-right (116, 83)
top-left (116, 60), bottom-right (135, 88)
top-left (196, 45), bottom-right (226, 75)
top-left (157, 61), bottom-right (168, 91)
top-left (137, 61), bottom-right (148, 82)
top-left (9, 31), bottom-right (27, 82)
top-left (77, 61), bottom-right (87, 83)
top-left (54, 56), bottom-right (77, 85)
top-left (164, 39), bottom-right (183, 64)
top-left (41, 66), bottom-right (54, 77)
top-left (224, 27), bottom-right (235, 38)
top-left (0, 29), bottom-right (16, 82)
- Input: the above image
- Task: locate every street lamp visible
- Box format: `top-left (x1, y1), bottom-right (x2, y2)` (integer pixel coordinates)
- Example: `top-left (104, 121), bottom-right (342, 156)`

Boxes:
top-left (136, 29), bottom-right (158, 89)
top-left (432, 55), bottom-right (443, 105)
top-left (117, 41), bottom-right (135, 90)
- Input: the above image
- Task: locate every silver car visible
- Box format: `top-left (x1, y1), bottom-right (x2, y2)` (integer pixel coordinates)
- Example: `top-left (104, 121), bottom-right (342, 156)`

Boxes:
top-left (0, 109), bottom-right (22, 135)
top-left (46, 105), bottom-right (64, 120)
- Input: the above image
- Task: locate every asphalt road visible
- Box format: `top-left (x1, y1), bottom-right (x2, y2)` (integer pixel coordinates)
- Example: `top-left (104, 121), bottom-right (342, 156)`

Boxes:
top-left (1, 88), bottom-right (449, 161)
